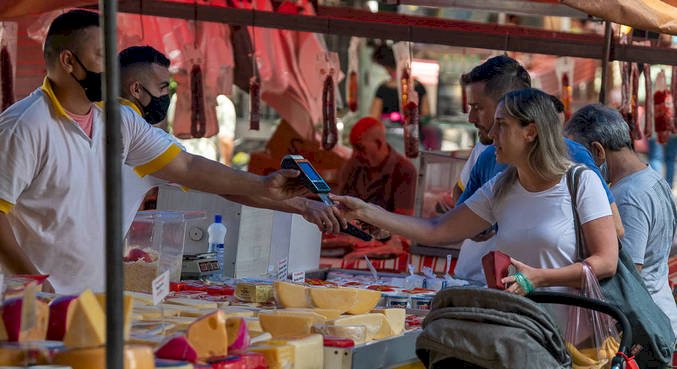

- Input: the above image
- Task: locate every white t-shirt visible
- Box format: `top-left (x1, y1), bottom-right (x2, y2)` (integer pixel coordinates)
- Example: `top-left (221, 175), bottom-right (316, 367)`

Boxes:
top-left (464, 169), bottom-right (612, 329)
top-left (454, 141), bottom-right (492, 282)
top-left (0, 79), bottom-right (181, 294)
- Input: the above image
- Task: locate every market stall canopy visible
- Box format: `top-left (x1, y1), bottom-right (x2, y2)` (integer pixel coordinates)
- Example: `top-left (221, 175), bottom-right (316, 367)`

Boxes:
top-left (0, 0), bottom-right (96, 19)
top-left (562, 0), bottom-right (677, 36)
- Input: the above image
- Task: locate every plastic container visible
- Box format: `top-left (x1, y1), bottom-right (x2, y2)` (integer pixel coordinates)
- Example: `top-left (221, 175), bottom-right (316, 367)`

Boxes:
top-left (124, 210), bottom-right (205, 293)
top-left (207, 214), bottom-right (228, 272)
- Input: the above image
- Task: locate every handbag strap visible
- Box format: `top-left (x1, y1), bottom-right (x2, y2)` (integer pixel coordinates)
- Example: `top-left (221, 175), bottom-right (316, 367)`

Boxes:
top-left (566, 164), bottom-right (587, 261)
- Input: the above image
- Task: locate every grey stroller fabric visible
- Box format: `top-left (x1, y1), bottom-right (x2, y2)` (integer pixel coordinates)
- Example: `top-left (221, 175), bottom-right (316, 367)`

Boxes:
top-left (416, 287), bottom-right (572, 369)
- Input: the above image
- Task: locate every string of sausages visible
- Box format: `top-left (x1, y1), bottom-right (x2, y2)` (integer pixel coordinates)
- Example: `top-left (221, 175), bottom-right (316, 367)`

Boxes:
top-left (249, 76), bottom-right (260, 131)
top-left (322, 74), bottom-right (337, 150)
top-left (347, 71), bottom-right (358, 113)
top-left (643, 63), bottom-right (654, 138)
top-left (190, 64), bottom-right (207, 138)
top-left (0, 45), bottom-right (13, 111)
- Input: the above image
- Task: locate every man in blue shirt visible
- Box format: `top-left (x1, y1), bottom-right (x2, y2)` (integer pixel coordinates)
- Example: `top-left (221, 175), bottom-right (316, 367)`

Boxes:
top-left (453, 56), bottom-right (623, 282)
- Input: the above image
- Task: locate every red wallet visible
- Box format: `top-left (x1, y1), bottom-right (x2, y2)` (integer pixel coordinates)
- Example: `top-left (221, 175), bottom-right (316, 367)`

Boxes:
top-left (482, 251), bottom-right (512, 290)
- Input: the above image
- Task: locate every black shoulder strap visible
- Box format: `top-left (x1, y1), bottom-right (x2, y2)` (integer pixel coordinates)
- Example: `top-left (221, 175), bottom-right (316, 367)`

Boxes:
top-left (566, 164), bottom-right (587, 261)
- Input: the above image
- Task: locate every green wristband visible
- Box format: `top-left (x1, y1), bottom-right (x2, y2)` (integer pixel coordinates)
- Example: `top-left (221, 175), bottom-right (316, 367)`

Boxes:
top-left (513, 272), bottom-right (535, 294)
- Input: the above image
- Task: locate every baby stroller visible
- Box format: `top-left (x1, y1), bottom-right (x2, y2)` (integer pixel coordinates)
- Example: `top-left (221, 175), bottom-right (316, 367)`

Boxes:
top-left (416, 288), bottom-right (637, 369)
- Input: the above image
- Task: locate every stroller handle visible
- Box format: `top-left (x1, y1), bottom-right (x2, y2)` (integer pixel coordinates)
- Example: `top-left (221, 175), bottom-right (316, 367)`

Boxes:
top-left (528, 291), bottom-right (633, 369)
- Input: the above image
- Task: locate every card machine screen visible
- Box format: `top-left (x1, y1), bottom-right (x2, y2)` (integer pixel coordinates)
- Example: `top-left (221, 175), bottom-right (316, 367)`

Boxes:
top-left (298, 162), bottom-right (322, 182)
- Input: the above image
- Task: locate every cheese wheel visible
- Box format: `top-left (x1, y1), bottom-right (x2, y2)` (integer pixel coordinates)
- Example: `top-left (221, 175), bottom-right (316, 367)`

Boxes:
top-left (346, 289), bottom-right (382, 315)
top-left (273, 281), bottom-right (309, 308)
top-left (259, 311), bottom-right (325, 338)
top-left (307, 287), bottom-right (357, 313)
top-left (330, 314), bottom-right (387, 341)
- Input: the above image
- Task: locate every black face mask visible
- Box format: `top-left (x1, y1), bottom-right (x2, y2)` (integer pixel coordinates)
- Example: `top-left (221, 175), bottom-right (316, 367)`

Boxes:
top-left (70, 52), bottom-right (103, 102)
top-left (140, 85), bottom-right (170, 125)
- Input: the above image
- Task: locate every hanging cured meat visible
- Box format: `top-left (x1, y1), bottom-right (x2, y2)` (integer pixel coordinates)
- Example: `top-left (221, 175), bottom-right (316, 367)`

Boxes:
top-left (655, 69), bottom-right (674, 144)
top-left (190, 64), bottom-right (207, 138)
top-left (321, 74), bottom-right (337, 150)
top-left (249, 76), bottom-right (261, 130)
top-left (643, 64), bottom-right (654, 138)
top-left (630, 63), bottom-right (642, 140)
top-left (347, 71), bottom-right (358, 112)
top-left (400, 66), bottom-right (410, 116)
top-left (0, 45), bottom-right (13, 111)
top-left (404, 101), bottom-right (420, 158)
top-left (560, 72), bottom-right (572, 121)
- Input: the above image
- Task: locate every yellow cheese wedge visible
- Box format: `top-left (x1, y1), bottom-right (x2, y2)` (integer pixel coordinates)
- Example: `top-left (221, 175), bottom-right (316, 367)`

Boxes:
top-left (372, 308), bottom-right (406, 335)
top-left (273, 281), bottom-right (309, 308)
top-left (282, 308), bottom-right (342, 320)
top-left (250, 344), bottom-right (295, 369)
top-left (346, 289), bottom-right (382, 315)
top-left (330, 313), bottom-right (387, 341)
top-left (95, 293), bottom-right (134, 339)
top-left (53, 345), bottom-right (154, 369)
top-left (63, 290), bottom-right (106, 348)
top-left (307, 287), bottom-right (357, 314)
top-left (268, 334), bottom-right (324, 369)
top-left (0, 284), bottom-right (50, 342)
top-left (186, 310), bottom-right (228, 359)
top-left (259, 311), bottom-right (325, 337)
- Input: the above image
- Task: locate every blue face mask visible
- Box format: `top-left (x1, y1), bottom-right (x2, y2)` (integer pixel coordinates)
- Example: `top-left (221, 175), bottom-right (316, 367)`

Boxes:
top-left (599, 161), bottom-right (610, 183)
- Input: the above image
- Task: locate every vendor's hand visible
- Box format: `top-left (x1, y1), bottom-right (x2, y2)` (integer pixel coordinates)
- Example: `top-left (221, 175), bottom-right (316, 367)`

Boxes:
top-left (301, 199), bottom-right (347, 234)
top-left (501, 258), bottom-right (539, 296)
top-left (471, 227), bottom-right (496, 242)
top-left (263, 169), bottom-right (309, 201)
top-left (328, 194), bottom-right (369, 221)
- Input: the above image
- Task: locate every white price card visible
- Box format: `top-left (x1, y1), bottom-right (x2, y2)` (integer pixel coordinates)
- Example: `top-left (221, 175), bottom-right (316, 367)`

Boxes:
top-left (277, 257), bottom-right (289, 280)
top-left (152, 270), bottom-right (170, 306)
top-left (364, 255), bottom-right (379, 281)
top-left (292, 271), bottom-right (305, 284)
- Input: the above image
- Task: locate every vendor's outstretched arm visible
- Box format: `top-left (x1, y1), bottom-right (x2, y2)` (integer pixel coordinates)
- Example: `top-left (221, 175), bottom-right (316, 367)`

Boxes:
top-left (152, 151), bottom-right (307, 201)
top-left (222, 195), bottom-right (346, 234)
top-left (331, 194), bottom-right (491, 246)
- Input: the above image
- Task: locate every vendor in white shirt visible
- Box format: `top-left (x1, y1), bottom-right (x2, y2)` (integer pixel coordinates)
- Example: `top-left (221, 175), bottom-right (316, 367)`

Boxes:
top-left (332, 88), bottom-right (618, 331)
top-left (0, 11), bottom-right (344, 294)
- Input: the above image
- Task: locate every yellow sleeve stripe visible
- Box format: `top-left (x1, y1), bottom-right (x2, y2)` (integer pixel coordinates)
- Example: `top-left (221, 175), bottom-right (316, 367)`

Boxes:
top-left (134, 144), bottom-right (182, 177)
top-left (457, 179), bottom-right (465, 192)
top-left (0, 199), bottom-right (14, 214)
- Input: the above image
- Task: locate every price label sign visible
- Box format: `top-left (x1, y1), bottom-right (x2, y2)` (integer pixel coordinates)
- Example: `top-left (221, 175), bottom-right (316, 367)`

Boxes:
top-left (277, 257), bottom-right (289, 280)
top-left (292, 271), bottom-right (305, 284)
top-left (152, 270), bottom-right (170, 306)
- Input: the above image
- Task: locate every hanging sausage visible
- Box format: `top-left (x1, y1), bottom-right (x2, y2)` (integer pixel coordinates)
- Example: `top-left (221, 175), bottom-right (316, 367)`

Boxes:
top-left (404, 101), bottom-right (420, 158)
top-left (346, 37), bottom-right (359, 112)
top-left (630, 63), bottom-right (642, 140)
top-left (190, 64), bottom-right (207, 138)
top-left (321, 74), bottom-right (338, 150)
top-left (561, 72), bottom-right (572, 121)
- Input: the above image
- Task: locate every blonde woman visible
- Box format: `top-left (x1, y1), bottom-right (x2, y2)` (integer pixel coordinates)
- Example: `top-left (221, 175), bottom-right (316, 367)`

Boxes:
top-left (332, 88), bottom-right (618, 329)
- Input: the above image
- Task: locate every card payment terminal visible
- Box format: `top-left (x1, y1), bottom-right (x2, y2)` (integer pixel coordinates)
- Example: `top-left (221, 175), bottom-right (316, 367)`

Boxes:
top-left (281, 155), bottom-right (372, 241)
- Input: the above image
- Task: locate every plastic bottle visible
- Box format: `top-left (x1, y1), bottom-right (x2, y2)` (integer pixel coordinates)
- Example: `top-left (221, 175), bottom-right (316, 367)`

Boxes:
top-left (207, 214), bottom-right (228, 272)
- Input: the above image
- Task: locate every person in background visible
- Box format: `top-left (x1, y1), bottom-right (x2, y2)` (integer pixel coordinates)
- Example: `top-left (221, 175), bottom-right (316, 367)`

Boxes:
top-left (336, 116), bottom-right (417, 216)
top-left (119, 45), bottom-right (346, 238)
top-left (333, 88), bottom-right (619, 332)
top-left (647, 135), bottom-right (677, 189)
top-left (369, 44), bottom-right (430, 123)
top-left (453, 55), bottom-right (624, 283)
top-left (564, 104), bottom-right (677, 337)
top-left (0, 11), bottom-right (339, 294)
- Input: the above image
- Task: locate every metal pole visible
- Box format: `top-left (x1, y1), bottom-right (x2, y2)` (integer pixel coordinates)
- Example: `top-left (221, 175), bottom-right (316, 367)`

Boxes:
top-left (599, 21), bottom-right (613, 104)
top-left (100, 0), bottom-right (123, 368)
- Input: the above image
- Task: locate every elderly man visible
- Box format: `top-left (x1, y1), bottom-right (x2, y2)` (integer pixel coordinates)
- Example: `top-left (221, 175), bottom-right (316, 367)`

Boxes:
top-left (565, 104), bottom-right (677, 337)
top-left (337, 116), bottom-right (417, 215)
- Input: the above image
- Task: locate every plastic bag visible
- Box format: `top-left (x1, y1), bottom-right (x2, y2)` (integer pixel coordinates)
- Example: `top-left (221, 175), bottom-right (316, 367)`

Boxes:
top-left (565, 261), bottom-right (621, 369)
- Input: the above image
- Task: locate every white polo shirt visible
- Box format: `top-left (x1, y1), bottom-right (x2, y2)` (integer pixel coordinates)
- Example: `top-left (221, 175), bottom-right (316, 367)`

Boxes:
top-left (0, 78), bottom-right (182, 294)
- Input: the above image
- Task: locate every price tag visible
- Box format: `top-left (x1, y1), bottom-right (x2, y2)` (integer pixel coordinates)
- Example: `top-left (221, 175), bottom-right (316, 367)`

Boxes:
top-left (277, 258), bottom-right (289, 280)
top-left (363, 256), bottom-right (379, 281)
top-left (152, 271), bottom-right (170, 306)
top-left (292, 271), bottom-right (305, 284)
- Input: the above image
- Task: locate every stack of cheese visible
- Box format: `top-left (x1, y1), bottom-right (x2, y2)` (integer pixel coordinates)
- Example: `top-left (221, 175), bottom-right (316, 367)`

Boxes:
top-left (262, 281), bottom-right (406, 343)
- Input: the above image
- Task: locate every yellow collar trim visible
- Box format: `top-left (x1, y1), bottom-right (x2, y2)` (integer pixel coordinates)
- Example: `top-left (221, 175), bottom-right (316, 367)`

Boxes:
top-left (119, 98), bottom-right (143, 116)
top-left (40, 77), bottom-right (70, 120)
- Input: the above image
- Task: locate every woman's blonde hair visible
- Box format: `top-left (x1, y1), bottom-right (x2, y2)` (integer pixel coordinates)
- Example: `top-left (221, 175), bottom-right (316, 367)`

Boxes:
top-left (493, 88), bottom-right (571, 201)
